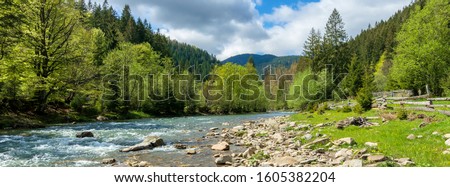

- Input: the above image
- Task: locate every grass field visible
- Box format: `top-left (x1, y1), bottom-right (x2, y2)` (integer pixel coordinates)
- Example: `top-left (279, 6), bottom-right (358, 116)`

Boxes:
top-left (290, 107), bottom-right (450, 167)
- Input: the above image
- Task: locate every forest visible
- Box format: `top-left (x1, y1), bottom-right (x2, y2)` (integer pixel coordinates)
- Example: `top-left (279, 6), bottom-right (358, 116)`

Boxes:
top-left (0, 0), bottom-right (448, 128)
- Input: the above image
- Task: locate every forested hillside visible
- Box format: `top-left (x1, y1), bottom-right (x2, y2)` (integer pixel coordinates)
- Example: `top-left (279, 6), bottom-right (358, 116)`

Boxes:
top-left (223, 54), bottom-right (300, 75)
top-left (289, 0), bottom-right (449, 111)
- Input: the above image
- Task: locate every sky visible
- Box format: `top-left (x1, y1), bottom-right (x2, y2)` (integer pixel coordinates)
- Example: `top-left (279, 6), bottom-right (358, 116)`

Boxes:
top-left (91, 0), bottom-right (412, 60)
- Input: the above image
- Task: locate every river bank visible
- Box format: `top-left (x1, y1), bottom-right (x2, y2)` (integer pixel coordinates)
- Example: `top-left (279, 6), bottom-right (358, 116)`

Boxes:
top-left (120, 114), bottom-right (411, 167)
top-left (0, 112), bottom-right (290, 167)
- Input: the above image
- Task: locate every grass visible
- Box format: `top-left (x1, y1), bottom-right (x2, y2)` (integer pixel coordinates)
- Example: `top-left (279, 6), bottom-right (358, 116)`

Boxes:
top-left (290, 109), bottom-right (450, 167)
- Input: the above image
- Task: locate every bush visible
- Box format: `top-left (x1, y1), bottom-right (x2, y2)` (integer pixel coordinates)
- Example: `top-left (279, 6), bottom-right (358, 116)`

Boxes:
top-left (70, 95), bottom-right (86, 113)
top-left (342, 105), bottom-right (352, 113)
top-left (356, 88), bottom-right (373, 112)
top-left (397, 108), bottom-right (408, 120)
top-left (353, 104), bottom-right (364, 114)
top-left (82, 106), bottom-right (99, 116)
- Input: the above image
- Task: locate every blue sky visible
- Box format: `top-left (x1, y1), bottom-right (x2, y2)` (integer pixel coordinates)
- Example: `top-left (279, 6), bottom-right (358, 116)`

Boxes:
top-left (92, 0), bottom-right (411, 60)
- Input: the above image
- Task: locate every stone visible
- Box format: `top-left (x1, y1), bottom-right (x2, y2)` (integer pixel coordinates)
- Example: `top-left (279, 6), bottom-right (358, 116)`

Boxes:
top-left (211, 142), bottom-right (230, 151)
top-left (231, 126), bottom-right (245, 132)
top-left (335, 148), bottom-right (352, 158)
top-left (210, 127), bottom-right (219, 131)
top-left (213, 154), bottom-right (221, 157)
top-left (407, 134), bottom-right (416, 140)
top-left (96, 116), bottom-right (108, 121)
top-left (335, 137), bottom-right (356, 145)
top-left (367, 155), bottom-right (387, 162)
top-left (365, 142), bottom-right (378, 148)
top-left (443, 149), bottom-right (450, 155)
top-left (260, 162), bottom-right (274, 167)
top-left (215, 155), bottom-right (232, 165)
top-left (417, 114), bottom-right (426, 119)
top-left (302, 138), bottom-right (329, 148)
top-left (302, 134), bottom-right (313, 141)
top-left (173, 144), bottom-right (187, 150)
top-left (76, 131), bottom-right (94, 138)
top-left (443, 134), bottom-right (450, 139)
top-left (125, 160), bottom-right (152, 167)
top-left (271, 133), bottom-right (284, 143)
top-left (446, 139), bottom-right (450, 146)
top-left (222, 122), bottom-right (230, 126)
top-left (242, 147), bottom-right (256, 158)
top-left (418, 122), bottom-right (428, 128)
top-left (342, 159), bottom-right (363, 167)
top-left (272, 156), bottom-right (299, 167)
top-left (417, 135), bottom-right (423, 139)
top-left (120, 136), bottom-right (165, 152)
top-left (186, 149), bottom-right (197, 155)
top-left (395, 158), bottom-right (415, 166)
top-left (102, 158), bottom-right (116, 165)
top-left (432, 131), bottom-right (440, 135)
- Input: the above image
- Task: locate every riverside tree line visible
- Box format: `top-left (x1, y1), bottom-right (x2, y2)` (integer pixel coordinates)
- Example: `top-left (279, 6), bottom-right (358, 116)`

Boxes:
top-left (0, 0), bottom-right (448, 122)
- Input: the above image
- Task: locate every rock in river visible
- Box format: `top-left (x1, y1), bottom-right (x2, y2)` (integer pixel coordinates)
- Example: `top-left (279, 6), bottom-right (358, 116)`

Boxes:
top-left (215, 155), bottom-right (232, 165)
top-left (102, 158), bottom-right (116, 165)
top-left (76, 132), bottom-right (94, 138)
top-left (211, 142), bottom-right (230, 151)
top-left (120, 136), bottom-right (165, 152)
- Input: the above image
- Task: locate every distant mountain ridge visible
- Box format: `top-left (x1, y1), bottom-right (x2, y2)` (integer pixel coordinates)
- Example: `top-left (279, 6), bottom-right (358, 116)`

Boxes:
top-left (223, 54), bottom-right (300, 74)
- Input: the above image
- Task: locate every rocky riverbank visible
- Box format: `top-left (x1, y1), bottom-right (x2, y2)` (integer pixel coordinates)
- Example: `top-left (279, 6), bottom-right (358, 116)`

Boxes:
top-left (203, 116), bottom-right (415, 167)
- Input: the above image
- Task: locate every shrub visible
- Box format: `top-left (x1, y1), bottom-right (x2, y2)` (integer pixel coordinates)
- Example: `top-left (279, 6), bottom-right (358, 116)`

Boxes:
top-left (70, 95), bottom-right (86, 113)
top-left (356, 88), bottom-right (373, 112)
top-left (353, 104), bottom-right (364, 114)
top-left (342, 105), bottom-right (352, 113)
top-left (397, 108), bottom-right (408, 120)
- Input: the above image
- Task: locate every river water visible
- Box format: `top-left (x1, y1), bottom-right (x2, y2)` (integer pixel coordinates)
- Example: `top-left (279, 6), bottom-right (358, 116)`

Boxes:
top-left (0, 112), bottom-right (291, 167)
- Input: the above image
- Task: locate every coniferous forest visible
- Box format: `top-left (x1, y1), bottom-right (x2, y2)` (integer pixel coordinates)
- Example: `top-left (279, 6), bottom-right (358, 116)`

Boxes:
top-left (0, 0), bottom-right (449, 129)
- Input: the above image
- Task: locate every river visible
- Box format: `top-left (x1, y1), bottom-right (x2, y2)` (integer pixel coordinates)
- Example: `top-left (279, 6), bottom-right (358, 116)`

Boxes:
top-left (0, 112), bottom-right (292, 167)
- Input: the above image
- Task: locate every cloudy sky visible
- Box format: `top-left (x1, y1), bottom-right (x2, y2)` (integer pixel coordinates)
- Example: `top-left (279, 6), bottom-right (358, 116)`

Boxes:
top-left (91, 0), bottom-right (411, 60)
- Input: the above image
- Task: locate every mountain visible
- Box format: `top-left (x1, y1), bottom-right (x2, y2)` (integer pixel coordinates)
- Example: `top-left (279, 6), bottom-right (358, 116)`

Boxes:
top-left (223, 54), bottom-right (300, 74)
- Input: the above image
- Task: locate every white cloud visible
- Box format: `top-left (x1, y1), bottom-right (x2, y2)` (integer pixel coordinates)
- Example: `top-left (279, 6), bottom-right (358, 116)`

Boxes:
top-left (91, 0), bottom-right (411, 60)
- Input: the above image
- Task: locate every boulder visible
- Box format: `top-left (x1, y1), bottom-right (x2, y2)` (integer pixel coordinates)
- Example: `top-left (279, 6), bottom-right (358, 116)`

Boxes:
top-left (272, 156), bottom-right (299, 167)
top-left (407, 134), bottom-right (416, 140)
top-left (446, 139), bottom-right (450, 146)
top-left (242, 147), bottom-right (256, 158)
top-left (174, 144), bottom-right (187, 150)
top-left (367, 155), bottom-right (387, 162)
top-left (302, 134), bottom-right (313, 141)
top-left (186, 149), bottom-right (197, 155)
top-left (335, 148), bottom-right (352, 158)
top-left (96, 116), bottom-right (108, 121)
top-left (231, 126), bottom-right (245, 132)
top-left (76, 131), bottom-right (94, 138)
top-left (215, 155), bottom-right (232, 165)
top-left (443, 134), bottom-right (450, 139)
top-left (342, 159), bottom-right (363, 167)
top-left (102, 158), bottom-right (116, 165)
top-left (120, 136), bottom-right (165, 152)
top-left (211, 142), bottom-right (230, 151)
top-left (302, 138), bottom-right (329, 148)
top-left (395, 158), bottom-right (415, 166)
top-left (335, 137), bottom-right (356, 145)
top-left (365, 142), bottom-right (378, 148)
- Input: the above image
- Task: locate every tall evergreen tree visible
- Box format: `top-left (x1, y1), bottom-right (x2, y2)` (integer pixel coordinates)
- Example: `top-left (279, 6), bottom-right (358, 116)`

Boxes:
top-left (303, 28), bottom-right (322, 72)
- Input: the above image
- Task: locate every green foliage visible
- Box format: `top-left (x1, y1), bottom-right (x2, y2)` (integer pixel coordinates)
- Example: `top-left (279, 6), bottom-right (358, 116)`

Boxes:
top-left (396, 108), bottom-right (408, 120)
top-left (70, 95), bottom-right (86, 113)
top-left (341, 105), bottom-right (352, 113)
top-left (389, 0), bottom-right (450, 96)
top-left (342, 54), bottom-right (363, 97)
top-left (356, 67), bottom-right (374, 112)
top-left (352, 104), bottom-right (364, 114)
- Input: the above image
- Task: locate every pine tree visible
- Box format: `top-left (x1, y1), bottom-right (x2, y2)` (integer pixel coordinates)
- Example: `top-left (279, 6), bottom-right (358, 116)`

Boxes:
top-left (303, 28), bottom-right (322, 72)
top-left (245, 56), bottom-right (257, 74)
